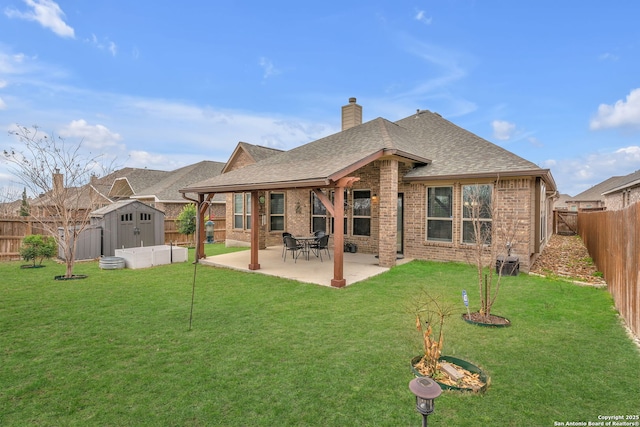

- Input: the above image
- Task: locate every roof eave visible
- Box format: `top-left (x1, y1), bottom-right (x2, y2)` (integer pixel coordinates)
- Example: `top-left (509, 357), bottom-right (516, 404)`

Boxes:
top-left (404, 169), bottom-right (555, 186)
top-left (602, 178), bottom-right (640, 195)
top-left (181, 178), bottom-right (333, 195)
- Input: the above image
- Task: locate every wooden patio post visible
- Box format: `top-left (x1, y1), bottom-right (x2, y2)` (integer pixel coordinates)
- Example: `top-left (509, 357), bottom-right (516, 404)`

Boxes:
top-left (196, 194), bottom-right (206, 261)
top-left (331, 185), bottom-right (346, 288)
top-left (248, 191), bottom-right (260, 270)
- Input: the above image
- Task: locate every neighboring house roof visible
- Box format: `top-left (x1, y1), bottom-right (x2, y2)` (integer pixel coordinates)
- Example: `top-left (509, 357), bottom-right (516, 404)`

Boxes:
top-left (553, 193), bottom-right (572, 209)
top-left (132, 160), bottom-right (226, 203)
top-left (602, 169), bottom-right (640, 195)
top-left (92, 168), bottom-right (171, 201)
top-left (568, 176), bottom-right (629, 202)
top-left (182, 110), bottom-right (555, 194)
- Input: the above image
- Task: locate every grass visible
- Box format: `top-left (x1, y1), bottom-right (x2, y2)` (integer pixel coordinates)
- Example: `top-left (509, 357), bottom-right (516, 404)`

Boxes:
top-left (1, 244), bottom-right (639, 426)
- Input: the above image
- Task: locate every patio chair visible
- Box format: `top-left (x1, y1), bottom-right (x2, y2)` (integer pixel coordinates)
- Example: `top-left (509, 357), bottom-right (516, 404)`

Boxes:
top-left (282, 232), bottom-right (292, 258)
top-left (283, 235), bottom-right (304, 263)
top-left (313, 230), bottom-right (326, 238)
top-left (309, 234), bottom-right (331, 262)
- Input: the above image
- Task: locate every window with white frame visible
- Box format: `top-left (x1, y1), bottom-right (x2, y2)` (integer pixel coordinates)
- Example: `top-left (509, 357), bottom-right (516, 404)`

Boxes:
top-left (352, 190), bottom-right (371, 236)
top-left (269, 192), bottom-right (285, 231)
top-left (233, 193), bottom-right (251, 230)
top-left (462, 184), bottom-right (492, 244)
top-left (426, 186), bottom-right (453, 242)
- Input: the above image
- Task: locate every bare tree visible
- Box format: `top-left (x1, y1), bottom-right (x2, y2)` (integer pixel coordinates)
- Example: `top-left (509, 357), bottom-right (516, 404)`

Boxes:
top-left (3, 125), bottom-right (115, 278)
top-left (464, 179), bottom-right (519, 322)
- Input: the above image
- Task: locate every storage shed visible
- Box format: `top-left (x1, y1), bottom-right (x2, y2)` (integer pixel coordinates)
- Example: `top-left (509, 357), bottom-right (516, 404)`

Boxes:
top-left (57, 225), bottom-right (102, 261)
top-left (90, 200), bottom-right (165, 256)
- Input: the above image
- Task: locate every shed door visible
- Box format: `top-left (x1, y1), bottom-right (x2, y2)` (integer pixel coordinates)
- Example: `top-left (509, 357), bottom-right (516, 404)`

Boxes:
top-left (137, 212), bottom-right (155, 246)
top-left (118, 211), bottom-right (156, 248)
top-left (118, 212), bottom-right (137, 248)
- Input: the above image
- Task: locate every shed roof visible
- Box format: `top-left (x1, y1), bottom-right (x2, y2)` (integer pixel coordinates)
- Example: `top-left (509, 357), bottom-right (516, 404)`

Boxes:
top-left (90, 199), bottom-right (165, 217)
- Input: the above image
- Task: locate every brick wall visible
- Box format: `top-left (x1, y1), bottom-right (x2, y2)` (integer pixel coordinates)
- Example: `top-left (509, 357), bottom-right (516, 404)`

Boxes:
top-left (402, 177), bottom-right (536, 272)
top-left (221, 160), bottom-right (545, 272)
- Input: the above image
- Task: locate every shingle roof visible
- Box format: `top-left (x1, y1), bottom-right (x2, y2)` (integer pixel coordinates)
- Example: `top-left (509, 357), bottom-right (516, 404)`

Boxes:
top-left (133, 161), bottom-right (225, 202)
top-left (181, 110), bottom-right (554, 194)
top-left (398, 110), bottom-right (543, 179)
top-left (568, 176), bottom-right (628, 201)
top-left (240, 142), bottom-right (284, 163)
top-left (601, 169), bottom-right (640, 195)
top-left (93, 168), bottom-right (171, 200)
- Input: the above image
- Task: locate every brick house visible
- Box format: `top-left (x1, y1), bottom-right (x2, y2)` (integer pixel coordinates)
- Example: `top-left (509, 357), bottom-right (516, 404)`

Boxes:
top-left (602, 169), bottom-right (640, 211)
top-left (181, 98), bottom-right (557, 287)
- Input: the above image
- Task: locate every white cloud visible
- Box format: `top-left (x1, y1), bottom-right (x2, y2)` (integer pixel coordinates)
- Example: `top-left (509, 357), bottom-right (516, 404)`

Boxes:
top-left (590, 88), bottom-right (640, 130)
top-left (58, 119), bottom-right (123, 150)
top-left (0, 97), bottom-right (6, 110)
top-left (85, 34), bottom-right (118, 56)
top-left (415, 10), bottom-right (432, 25)
top-left (542, 145), bottom-right (640, 196)
top-left (492, 120), bottom-right (516, 140)
top-left (4, 0), bottom-right (75, 38)
top-left (259, 57), bottom-right (281, 79)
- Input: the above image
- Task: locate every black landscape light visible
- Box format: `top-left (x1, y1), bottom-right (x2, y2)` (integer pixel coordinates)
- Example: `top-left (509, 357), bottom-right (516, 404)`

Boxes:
top-left (409, 376), bottom-right (442, 427)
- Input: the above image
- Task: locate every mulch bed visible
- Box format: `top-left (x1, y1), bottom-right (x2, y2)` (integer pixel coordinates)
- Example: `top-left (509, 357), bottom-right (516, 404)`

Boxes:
top-left (530, 234), bottom-right (606, 285)
top-left (462, 312), bottom-right (511, 325)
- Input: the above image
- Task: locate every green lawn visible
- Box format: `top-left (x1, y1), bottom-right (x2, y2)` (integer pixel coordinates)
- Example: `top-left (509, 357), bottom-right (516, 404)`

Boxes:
top-left (1, 244), bottom-right (639, 426)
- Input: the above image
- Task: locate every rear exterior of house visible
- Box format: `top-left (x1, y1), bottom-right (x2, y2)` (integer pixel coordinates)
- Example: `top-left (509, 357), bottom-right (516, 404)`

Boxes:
top-left (219, 100), bottom-right (556, 273)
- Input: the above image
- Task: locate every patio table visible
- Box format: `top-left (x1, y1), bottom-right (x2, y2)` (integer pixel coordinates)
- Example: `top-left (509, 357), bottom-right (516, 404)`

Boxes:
top-left (294, 235), bottom-right (317, 260)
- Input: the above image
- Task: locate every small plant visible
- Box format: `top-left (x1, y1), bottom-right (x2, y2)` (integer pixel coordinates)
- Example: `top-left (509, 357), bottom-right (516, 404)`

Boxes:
top-left (411, 291), bottom-right (455, 376)
top-left (176, 204), bottom-right (197, 247)
top-left (20, 234), bottom-right (56, 267)
top-left (593, 271), bottom-right (604, 278)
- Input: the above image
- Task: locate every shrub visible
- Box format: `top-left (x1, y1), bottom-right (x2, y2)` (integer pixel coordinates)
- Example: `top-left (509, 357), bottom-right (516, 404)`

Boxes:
top-left (20, 234), bottom-right (57, 267)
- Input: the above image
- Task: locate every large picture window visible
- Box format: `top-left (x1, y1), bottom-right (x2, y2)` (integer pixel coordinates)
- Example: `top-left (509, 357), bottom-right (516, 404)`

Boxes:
top-left (462, 184), bottom-right (492, 244)
top-left (270, 193), bottom-right (285, 231)
top-left (426, 187), bottom-right (453, 242)
top-left (352, 190), bottom-right (371, 236)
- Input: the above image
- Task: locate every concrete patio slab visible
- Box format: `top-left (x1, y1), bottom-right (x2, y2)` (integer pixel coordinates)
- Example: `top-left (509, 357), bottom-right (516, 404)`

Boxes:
top-left (199, 246), bottom-right (412, 287)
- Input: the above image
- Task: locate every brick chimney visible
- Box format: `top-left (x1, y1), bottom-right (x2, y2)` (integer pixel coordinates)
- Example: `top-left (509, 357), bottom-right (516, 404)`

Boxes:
top-left (52, 168), bottom-right (63, 195)
top-left (341, 97), bottom-right (362, 131)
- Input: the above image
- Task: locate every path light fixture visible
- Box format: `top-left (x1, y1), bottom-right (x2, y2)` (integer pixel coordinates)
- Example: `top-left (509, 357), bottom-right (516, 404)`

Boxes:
top-left (409, 376), bottom-right (442, 427)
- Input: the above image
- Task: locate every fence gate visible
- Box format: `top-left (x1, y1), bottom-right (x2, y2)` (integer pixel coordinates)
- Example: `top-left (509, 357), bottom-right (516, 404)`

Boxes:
top-left (554, 210), bottom-right (578, 235)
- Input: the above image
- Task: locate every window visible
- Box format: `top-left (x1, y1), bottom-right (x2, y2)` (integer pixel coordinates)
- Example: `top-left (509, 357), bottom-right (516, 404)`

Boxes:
top-left (245, 193), bottom-right (251, 230)
top-left (426, 187), bottom-right (453, 242)
top-left (233, 193), bottom-right (251, 230)
top-left (269, 193), bottom-right (285, 231)
top-left (352, 190), bottom-right (371, 236)
top-left (462, 184), bottom-right (492, 244)
top-left (311, 192), bottom-right (327, 233)
top-left (540, 182), bottom-right (547, 242)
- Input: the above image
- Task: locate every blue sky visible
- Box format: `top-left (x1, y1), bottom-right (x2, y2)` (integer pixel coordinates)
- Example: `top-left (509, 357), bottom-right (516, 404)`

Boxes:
top-left (1, 1), bottom-right (639, 197)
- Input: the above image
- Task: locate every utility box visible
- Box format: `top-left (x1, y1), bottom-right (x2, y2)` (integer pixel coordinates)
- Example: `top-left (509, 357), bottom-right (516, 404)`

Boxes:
top-left (496, 256), bottom-right (519, 276)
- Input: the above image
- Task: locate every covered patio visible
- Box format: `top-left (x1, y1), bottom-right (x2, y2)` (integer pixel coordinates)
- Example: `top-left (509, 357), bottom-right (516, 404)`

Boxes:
top-left (200, 245), bottom-right (412, 287)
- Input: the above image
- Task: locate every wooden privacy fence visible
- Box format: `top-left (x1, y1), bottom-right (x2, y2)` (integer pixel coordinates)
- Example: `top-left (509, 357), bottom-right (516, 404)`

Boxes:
top-left (578, 204), bottom-right (640, 339)
top-left (0, 216), bottom-right (227, 260)
top-left (164, 217), bottom-right (226, 246)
